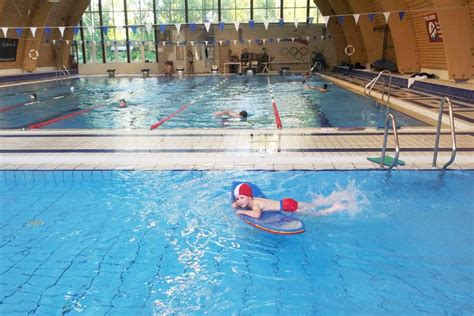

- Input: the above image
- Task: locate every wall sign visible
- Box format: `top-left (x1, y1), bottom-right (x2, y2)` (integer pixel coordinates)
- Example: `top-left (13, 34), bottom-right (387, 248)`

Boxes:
top-left (424, 13), bottom-right (443, 43)
top-left (0, 38), bottom-right (18, 62)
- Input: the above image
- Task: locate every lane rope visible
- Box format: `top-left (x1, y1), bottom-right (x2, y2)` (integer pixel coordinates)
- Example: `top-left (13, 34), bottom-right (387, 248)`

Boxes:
top-left (267, 77), bottom-right (283, 129)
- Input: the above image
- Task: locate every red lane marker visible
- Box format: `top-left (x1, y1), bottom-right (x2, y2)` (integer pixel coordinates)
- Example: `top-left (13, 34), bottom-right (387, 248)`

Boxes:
top-left (28, 105), bottom-right (105, 129)
top-left (0, 102), bottom-right (28, 112)
top-left (150, 102), bottom-right (192, 130)
top-left (272, 99), bottom-right (283, 129)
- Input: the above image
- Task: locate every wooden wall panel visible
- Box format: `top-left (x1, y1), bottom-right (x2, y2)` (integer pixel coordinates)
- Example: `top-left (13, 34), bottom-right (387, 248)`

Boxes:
top-left (470, 0), bottom-right (474, 78)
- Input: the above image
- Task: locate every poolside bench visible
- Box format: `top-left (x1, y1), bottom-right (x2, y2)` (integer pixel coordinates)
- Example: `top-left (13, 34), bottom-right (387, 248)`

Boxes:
top-left (106, 69), bottom-right (116, 78)
top-left (141, 68), bottom-right (150, 78)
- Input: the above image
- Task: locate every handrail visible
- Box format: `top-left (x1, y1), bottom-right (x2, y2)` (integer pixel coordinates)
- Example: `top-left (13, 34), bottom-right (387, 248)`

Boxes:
top-left (432, 97), bottom-right (457, 170)
top-left (62, 65), bottom-right (70, 78)
top-left (364, 70), bottom-right (392, 107)
top-left (310, 62), bottom-right (322, 75)
top-left (380, 112), bottom-right (400, 170)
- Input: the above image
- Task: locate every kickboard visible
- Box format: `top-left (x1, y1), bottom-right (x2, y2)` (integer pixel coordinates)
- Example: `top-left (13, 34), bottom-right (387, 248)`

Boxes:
top-left (231, 181), bottom-right (305, 235)
top-left (367, 156), bottom-right (405, 166)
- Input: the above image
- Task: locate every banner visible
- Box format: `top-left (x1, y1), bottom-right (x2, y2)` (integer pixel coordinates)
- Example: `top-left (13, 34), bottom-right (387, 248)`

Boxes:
top-left (424, 13), bottom-right (443, 42)
top-left (0, 38), bottom-right (18, 62)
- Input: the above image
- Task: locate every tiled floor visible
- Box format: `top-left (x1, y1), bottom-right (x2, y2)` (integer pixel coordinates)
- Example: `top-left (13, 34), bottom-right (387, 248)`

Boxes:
top-left (1, 74), bottom-right (473, 171)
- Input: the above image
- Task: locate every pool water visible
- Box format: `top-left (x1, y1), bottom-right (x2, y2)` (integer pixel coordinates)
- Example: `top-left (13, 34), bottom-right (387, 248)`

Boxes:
top-left (0, 76), bottom-right (426, 129)
top-left (0, 170), bottom-right (472, 314)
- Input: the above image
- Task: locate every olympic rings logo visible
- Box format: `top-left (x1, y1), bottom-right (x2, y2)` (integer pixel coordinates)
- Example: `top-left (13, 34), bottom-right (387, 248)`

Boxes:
top-left (280, 46), bottom-right (308, 60)
top-left (28, 49), bottom-right (39, 60)
top-left (344, 44), bottom-right (356, 56)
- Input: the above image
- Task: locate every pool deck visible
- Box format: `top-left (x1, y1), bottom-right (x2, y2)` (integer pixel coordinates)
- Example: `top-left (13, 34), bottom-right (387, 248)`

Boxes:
top-left (1, 73), bottom-right (473, 171)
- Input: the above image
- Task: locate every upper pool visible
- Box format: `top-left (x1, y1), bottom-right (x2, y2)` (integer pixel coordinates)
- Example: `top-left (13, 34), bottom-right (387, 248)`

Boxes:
top-left (0, 75), bottom-right (426, 129)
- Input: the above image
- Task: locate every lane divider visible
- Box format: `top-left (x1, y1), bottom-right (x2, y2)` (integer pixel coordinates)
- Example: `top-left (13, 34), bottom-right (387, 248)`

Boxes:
top-left (150, 78), bottom-right (228, 130)
top-left (267, 77), bottom-right (283, 129)
top-left (28, 105), bottom-right (106, 129)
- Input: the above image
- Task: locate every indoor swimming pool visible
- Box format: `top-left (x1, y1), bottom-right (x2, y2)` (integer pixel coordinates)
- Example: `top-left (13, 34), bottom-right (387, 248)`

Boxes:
top-left (0, 170), bottom-right (472, 314)
top-left (0, 75), bottom-right (426, 129)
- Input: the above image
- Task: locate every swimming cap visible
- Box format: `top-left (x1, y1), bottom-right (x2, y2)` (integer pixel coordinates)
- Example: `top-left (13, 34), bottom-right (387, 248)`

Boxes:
top-left (234, 183), bottom-right (253, 198)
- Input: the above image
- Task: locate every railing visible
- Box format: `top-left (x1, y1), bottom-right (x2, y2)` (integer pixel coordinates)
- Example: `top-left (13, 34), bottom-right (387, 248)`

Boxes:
top-left (380, 113), bottom-right (400, 170)
top-left (433, 97), bottom-right (457, 170)
top-left (310, 62), bottom-right (322, 75)
top-left (364, 70), bottom-right (392, 107)
top-left (55, 65), bottom-right (70, 81)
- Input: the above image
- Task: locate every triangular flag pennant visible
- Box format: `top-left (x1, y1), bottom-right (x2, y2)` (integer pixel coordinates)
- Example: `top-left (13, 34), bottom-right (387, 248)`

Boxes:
top-left (255, 38), bottom-right (259, 44)
top-left (225, 40), bottom-right (230, 45)
top-left (249, 20), bottom-right (255, 29)
top-left (66, 40), bottom-right (70, 45)
top-left (204, 22), bottom-right (211, 32)
top-left (141, 41), bottom-right (145, 46)
top-left (101, 26), bottom-right (109, 34)
top-left (219, 21), bottom-right (224, 31)
top-left (30, 27), bottom-right (37, 38)
top-left (190, 23), bottom-right (196, 32)
top-left (321, 35), bottom-right (325, 40)
top-left (277, 38), bottom-right (281, 43)
top-left (190, 41), bottom-right (194, 46)
top-left (368, 13), bottom-right (375, 22)
top-left (160, 24), bottom-right (166, 33)
top-left (234, 21), bottom-right (240, 31)
top-left (219, 40), bottom-right (222, 45)
top-left (279, 18), bottom-right (284, 28)
top-left (162, 42), bottom-right (166, 46)
top-left (204, 40), bottom-right (208, 46)
top-left (145, 24), bottom-right (152, 33)
top-left (263, 20), bottom-right (270, 30)
top-left (269, 38), bottom-right (273, 43)
top-left (131, 25), bottom-right (138, 33)
top-left (353, 14), bottom-right (360, 24)
top-left (15, 28), bottom-right (23, 37)
top-left (291, 37), bottom-right (295, 42)
top-left (323, 16), bottom-right (330, 26)
top-left (383, 12), bottom-right (390, 23)
top-left (306, 36), bottom-right (310, 42)
top-left (307, 17), bottom-right (314, 24)
top-left (73, 26), bottom-right (80, 35)
top-left (175, 23), bottom-right (181, 34)
top-left (58, 26), bottom-right (65, 37)
top-left (294, 21), bottom-right (299, 28)
top-left (398, 11), bottom-right (406, 21)
top-left (262, 39), bottom-right (266, 44)
top-left (1, 28), bottom-right (8, 37)
top-left (233, 40), bottom-right (237, 45)
top-left (247, 39), bottom-right (251, 44)
top-left (338, 16), bottom-right (345, 25)
top-left (44, 27), bottom-right (52, 35)
top-left (87, 26), bottom-right (93, 34)
top-left (240, 39), bottom-right (244, 44)
top-left (52, 39), bottom-right (56, 45)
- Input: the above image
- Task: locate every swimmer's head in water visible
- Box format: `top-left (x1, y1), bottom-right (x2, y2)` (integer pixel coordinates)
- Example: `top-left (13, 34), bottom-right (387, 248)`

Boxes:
top-left (323, 84), bottom-right (328, 89)
top-left (302, 80), bottom-right (307, 84)
top-left (239, 111), bottom-right (248, 118)
top-left (119, 99), bottom-right (127, 107)
top-left (30, 93), bottom-right (37, 99)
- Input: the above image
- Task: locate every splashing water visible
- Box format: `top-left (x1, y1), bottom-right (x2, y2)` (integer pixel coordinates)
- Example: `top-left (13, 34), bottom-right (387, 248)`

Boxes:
top-left (300, 179), bottom-right (369, 216)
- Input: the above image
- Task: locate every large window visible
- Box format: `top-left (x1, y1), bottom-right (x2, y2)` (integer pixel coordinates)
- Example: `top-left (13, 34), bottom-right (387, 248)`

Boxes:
top-left (101, 0), bottom-right (127, 62)
top-left (283, 0), bottom-right (307, 23)
top-left (127, 0), bottom-right (156, 62)
top-left (253, 0), bottom-right (280, 22)
top-left (188, 0), bottom-right (219, 23)
top-left (156, 0), bottom-right (186, 24)
top-left (221, 0), bottom-right (251, 22)
top-left (80, 0), bottom-right (102, 63)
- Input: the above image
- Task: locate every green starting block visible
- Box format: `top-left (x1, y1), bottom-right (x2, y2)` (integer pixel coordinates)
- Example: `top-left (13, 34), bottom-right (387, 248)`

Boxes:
top-left (367, 156), bottom-right (405, 166)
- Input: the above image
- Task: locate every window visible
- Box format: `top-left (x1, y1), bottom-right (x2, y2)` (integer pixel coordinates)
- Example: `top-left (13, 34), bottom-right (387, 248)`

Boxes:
top-left (127, 0), bottom-right (155, 62)
top-left (156, 0), bottom-right (186, 24)
top-left (80, 0), bottom-right (103, 63)
top-left (253, 0), bottom-right (279, 22)
top-left (188, 0), bottom-right (219, 23)
top-left (221, 0), bottom-right (251, 22)
top-left (282, 0), bottom-right (306, 23)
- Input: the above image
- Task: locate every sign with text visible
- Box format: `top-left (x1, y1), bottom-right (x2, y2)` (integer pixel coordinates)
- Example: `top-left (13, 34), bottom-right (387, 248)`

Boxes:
top-left (424, 13), bottom-right (443, 43)
top-left (0, 38), bottom-right (18, 62)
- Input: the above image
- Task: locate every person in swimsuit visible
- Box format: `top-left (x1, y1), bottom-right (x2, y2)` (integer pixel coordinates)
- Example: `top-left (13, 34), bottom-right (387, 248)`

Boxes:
top-left (213, 110), bottom-right (248, 119)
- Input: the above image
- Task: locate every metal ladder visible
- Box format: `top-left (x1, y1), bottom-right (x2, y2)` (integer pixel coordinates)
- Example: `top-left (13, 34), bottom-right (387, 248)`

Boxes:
top-left (364, 70), bottom-right (392, 107)
top-left (379, 113), bottom-right (401, 170)
top-left (310, 62), bottom-right (322, 76)
top-left (433, 97), bottom-right (457, 170)
top-left (55, 65), bottom-right (70, 81)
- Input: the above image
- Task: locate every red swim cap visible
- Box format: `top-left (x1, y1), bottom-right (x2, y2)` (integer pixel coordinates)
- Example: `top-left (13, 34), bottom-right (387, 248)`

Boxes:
top-left (234, 183), bottom-right (253, 198)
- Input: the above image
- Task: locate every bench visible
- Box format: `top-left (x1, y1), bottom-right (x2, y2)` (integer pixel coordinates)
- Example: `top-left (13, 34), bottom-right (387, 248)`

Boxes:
top-left (106, 69), bottom-right (116, 78)
top-left (141, 68), bottom-right (150, 78)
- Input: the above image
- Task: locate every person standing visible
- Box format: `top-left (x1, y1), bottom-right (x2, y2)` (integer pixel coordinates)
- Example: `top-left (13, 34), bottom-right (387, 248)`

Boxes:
top-left (187, 49), bottom-right (194, 75)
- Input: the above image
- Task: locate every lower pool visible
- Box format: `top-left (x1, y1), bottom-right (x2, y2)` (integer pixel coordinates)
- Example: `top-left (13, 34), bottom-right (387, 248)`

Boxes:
top-left (0, 170), bottom-right (472, 314)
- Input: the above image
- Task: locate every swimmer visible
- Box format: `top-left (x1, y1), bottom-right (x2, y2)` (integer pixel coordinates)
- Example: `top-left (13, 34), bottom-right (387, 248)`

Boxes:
top-left (119, 99), bottom-right (127, 108)
top-left (303, 81), bottom-right (329, 93)
top-left (30, 93), bottom-right (37, 100)
top-left (70, 86), bottom-right (75, 93)
top-left (232, 183), bottom-right (348, 219)
top-left (213, 110), bottom-right (248, 119)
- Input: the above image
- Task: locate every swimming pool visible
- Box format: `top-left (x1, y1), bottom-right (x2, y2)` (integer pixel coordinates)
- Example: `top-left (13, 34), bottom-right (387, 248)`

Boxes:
top-left (0, 170), bottom-right (472, 314)
top-left (0, 76), bottom-right (426, 129)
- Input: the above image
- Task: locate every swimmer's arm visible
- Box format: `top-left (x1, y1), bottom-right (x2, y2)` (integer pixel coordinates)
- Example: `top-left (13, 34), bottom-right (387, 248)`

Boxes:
top-left (236, 206), bottom-right (262, 218)
top-left (231, 201), bottom-right (239, 209)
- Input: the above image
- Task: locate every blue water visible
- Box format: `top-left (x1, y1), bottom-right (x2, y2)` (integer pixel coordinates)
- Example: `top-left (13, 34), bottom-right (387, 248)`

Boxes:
top-left (0, 170), bottom-right (472, 314)
top-left (0, 76), bottom-right (426, 129)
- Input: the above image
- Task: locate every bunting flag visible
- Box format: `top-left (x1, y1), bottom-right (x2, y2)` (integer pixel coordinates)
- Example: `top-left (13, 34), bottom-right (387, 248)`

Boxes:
top-left (190, 23), bottom-right (196, 32)
top-left (162, 41), bottom-right (166, 46)
top-left (1, 27), bottom-right (8, 37)
top-left (294, 21), bottom-right (299, 28)
top-left (160, 24), bottom-right (166, 33)
top-left (65, 40), bottom-right (70, 45)
top-left (338, 16), bottom-right (345, 25)
top-left (219, 21), bottom-right (224, 31)
top-left (262, 39), bottom-right (266, 44)
top-left (321, 35), bottom-right (325, 40)
top-left (306, 36), bottom-right (310, 42)
top-left (368, 13), bottom-right (375, 22)
top-left (323, 16), bottom-right (330, 26)
top-left (247, 39), bottom-right (251, 44)
top-left (225, 40), bottom-right (230, 45)
top-left (399, 11), bottom-right (406, 21)
top-left (204, 22), bottom-right (211, 32)
top-left (233, 40), bottom-right (237, 45)
top-left (219, 40), bottom-right (222, 45)
top-left (52, 39), bottom-right (56, 45)
top-left (307, 17), bottom-right (314, 24)
top-left (204, 40), bottom-right (208, 46)
top-left (145, 24), bottom-right (152, 33)
top-left (131, 25), bottom-right (138, 33)
top-left (190, 41), bottom-right (194, 46)
top-left (101, 26), bottom-right (109, 34)
top-left (87, 26), bottom-right (93, 34)
top-left (383, 12), bottom-right (390, 23)
top-left (175, 23), bottom-right (181, 34)
top-left (44, 27), bottom-right (52, 35)
top-left (58, 26), bottom-right (65, 37)
top-left (30, 27), bottom-right (37, 38)
top-left (269, 38), bottom-right (273, 43)
top-left (277, 38), bottom-right (281, 43)
top-left (263, 20), bottom-right (270, 30)
top-left (73, 26), bottom-right (80, 35)
top-left (249, 20), bottom-right (255, 29)
top-left (15, 28), bottom-right (23, 37)
top-left (278, 19), bottom-right (284, 28)
top-left (291, 37), bottom-right (295, 42)
top-left (353, 14), bottom-right (360, 24)
top-left (234, 21), bottom-right (240, 31)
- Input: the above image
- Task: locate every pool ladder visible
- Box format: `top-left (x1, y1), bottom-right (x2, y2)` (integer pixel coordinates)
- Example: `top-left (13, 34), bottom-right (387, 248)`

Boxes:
top-left (310, 62), bottom-right (323, 76)
top-left (433, 97), bottom-right (457, 170)
top-left (56, 65), bottom-right (70, 81)
top-left (379, 113), bottom-right (401, 170)
top-left (364, 70), bottom-right (392, 107)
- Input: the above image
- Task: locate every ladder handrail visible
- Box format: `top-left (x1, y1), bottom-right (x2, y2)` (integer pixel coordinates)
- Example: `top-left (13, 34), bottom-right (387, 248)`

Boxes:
top-left (380, 112), bottom-right (400, 170)
top-left (62, 65), bottom-right (70, 78)
top-left (310, 62), bottom-right (322, 75)
top-left (364, 70), bottom-right (392, 106)
top-left (432, 97), bottom-right (457, 170)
